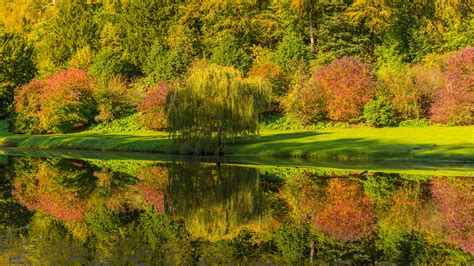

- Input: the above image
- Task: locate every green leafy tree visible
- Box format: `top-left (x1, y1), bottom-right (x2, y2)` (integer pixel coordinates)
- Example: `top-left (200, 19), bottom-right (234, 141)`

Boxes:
top-left (167, 62), bottom-right (270, 155)
top-left (144, 40), bottom-right (191, 84)
top-left (210, 35), bottom-right (251, 73)
top-left (0, 29), bottom-right (36, 116)
top-left (119, 0), bottom-right (180, 70)
top-left (34, 1), bottom-right (99, 74)
top-left (89, 48), bottom-right (137, 85)
top-left (316, 11), bottom-right (373, 63)
top-left (273, 31), bottom-right (311, 71)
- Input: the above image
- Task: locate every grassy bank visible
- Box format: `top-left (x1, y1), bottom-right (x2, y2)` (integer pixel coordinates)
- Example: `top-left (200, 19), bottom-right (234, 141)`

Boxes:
top-left (1, 121), bottom-right (473, 162)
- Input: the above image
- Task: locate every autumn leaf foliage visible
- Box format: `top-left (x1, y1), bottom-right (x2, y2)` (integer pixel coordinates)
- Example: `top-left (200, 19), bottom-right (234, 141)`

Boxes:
top-left (313, 179), bottom-right (375, 241)
top-left (13, 69), bottom-right (97, 133)
top-left (430, 47), bottom-right (474, 125)
top-left (314, 57), bottom-right (375, 122)
top-left (137, 82), bottom-right (172, 130)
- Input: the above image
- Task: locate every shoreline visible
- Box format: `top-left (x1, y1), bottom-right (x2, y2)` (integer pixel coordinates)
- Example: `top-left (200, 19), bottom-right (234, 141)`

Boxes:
top-left (1, 126), bottom-right (473, 163)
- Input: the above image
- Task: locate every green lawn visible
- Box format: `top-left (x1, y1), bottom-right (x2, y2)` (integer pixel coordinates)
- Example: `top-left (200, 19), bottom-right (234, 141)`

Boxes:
top-left (232, 127), bottom-right (474, 162)
top-left (1, 120), bottom-right (473, 162)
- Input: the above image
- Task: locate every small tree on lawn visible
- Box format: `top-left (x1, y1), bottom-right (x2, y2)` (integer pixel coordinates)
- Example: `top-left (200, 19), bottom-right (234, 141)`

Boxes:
top-left (167, 62), bottom-right (270, 155)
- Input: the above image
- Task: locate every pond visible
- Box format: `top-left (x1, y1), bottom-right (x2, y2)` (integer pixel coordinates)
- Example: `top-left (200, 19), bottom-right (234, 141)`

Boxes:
top-left (0, 152), bottom-right (473, 264)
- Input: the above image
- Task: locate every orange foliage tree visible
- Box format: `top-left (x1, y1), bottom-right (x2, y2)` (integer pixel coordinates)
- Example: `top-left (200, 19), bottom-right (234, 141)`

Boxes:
top-left (314, 57), bottom-right (375, 122)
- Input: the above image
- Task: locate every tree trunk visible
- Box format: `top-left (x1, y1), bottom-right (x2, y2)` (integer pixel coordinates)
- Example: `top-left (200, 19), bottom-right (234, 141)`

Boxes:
top-left (310, 239), bottom-right (315, 264)
top-left (309, 5), bottom-right (315, 52)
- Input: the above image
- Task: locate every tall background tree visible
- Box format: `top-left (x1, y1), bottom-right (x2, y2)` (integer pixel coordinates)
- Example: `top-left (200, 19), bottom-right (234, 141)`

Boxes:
top-left (0, 28), bottom-right (36, 116)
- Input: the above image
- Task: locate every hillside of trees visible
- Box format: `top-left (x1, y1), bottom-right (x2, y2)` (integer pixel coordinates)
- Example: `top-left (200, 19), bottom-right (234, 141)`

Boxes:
top-left (1, 1), bottom-right (472, 140)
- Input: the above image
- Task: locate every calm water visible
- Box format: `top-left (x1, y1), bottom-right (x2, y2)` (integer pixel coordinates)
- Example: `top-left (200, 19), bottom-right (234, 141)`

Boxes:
top-left (0, 154), bottom-right (473, 264)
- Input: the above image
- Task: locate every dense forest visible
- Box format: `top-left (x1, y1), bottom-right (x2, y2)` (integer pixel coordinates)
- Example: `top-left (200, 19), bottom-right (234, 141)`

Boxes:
top-left (0, 0), bottom-right (473, 153)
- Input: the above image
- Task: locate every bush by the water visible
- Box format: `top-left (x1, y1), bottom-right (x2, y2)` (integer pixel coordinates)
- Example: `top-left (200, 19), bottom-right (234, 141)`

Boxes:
top-left (379, 65), bottom-right (442, 120)
top-left (282, 80), bottom-right (326, 126)
top-left (94, 78), bottom-right (137, 124)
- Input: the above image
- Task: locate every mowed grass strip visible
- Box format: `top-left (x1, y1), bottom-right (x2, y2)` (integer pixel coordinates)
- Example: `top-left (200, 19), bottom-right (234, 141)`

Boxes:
top-left (231, 126), bottom-right (474, 162)
top-left (1, 120), bottom-right (473, 162)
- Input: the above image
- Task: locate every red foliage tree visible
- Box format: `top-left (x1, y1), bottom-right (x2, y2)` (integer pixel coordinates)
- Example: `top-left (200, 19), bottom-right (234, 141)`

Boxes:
top-left (13, 69), bottom-right (97, 133)
top-left (137, 82), bottom-right (172, 130)
top-left (430, 177), bottom-right (474, 254)
top-left (38, 69), bottom-right (97, 133)
top-left (313, 178), bottom-right (375, 241)
top-left (13, 80), bottom-right (45, 134)
top-left (430, 47), bottom-right (474, 125)
top-left (314, 57), bottom-right (375, 122)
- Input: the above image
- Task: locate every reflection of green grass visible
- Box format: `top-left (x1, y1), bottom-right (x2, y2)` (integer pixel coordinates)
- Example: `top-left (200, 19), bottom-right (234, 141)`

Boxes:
top-left (1, 119), bottom-right (473, 162)
top-left (1, 147), bottom-right (473, 177)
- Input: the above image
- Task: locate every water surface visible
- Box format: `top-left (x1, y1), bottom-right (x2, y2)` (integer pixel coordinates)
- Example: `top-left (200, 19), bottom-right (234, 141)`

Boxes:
top-left (0, 154), bottom-right (473, 264)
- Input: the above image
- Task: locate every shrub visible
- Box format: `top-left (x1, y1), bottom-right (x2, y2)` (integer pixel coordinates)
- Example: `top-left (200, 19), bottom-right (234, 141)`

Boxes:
top-left (282, 81), bottom-right (326, 126)
top-left (13, 69), bottom-right (97, 134)
top-left (398, 119), bottom-right (431, 127)
top-left (363, 98), bottom-right (396, 127)
top-left (167, 63), bottom-right (270, 155)
top-left (137, 82), bottom-right (172, 130)
top-left (315, 57), bottom-right (375, 122)
top-left (38, 69), bottom-right (97, 133)
top-left (12, 80), bottom-right (44, 134)
top-left (430, 47), bottom-right (474, 125)
top-left (380, 65), bottom-right (443, 120)
top-left (94, 78), bottom-right (136, 124)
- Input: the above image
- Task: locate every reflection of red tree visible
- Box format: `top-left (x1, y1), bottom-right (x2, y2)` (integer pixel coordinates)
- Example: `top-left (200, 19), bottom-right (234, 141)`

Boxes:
top-left (135, 166), bottom-right (168, 212)
top-left (136, 183), bottom-right (165, 212)
top-left (430, 177), bottom-right (474, 254)
top-left (13, 167), bottom-right (90, 221)
top-left (314, 179), bottom-right (375, 241)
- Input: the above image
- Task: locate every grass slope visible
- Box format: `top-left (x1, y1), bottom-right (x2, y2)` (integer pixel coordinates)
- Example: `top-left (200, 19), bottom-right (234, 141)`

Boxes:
top-left (1, 120), bottom-right (473, 162)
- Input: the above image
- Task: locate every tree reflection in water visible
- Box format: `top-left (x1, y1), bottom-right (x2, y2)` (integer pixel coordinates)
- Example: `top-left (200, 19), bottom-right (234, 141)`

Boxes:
top-left (0, 156), bottom-right (472, 264)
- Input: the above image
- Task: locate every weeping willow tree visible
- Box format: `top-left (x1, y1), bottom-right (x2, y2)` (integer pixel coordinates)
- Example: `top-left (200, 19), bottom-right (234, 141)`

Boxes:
top-left (167, 62), bottom-right (270, 155)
